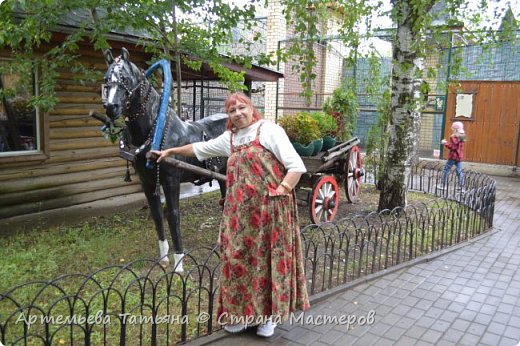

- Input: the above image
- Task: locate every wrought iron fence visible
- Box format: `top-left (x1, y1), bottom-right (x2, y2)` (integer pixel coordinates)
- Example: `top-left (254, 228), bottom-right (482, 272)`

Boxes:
top-left (0, 161), bottom-right (495, 345)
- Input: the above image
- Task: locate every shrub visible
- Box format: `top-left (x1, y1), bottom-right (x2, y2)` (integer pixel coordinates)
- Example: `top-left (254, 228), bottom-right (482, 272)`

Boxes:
top-left (278, 112), bottom-right (321, 145)
top-left (309, 111), bottom-right (338, 137)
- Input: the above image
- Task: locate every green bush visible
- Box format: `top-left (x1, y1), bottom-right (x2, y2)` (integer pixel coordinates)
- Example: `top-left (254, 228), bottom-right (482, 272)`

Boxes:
top-left (323, 85), bottom-right (358, 141)
top-left (278, 112), bottom-right (321, 145)
top-left (309, 111), bottom-right (338, 137)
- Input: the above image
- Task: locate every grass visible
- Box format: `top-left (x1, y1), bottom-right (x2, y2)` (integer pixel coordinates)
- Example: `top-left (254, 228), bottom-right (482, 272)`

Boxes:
top-left (0, 191), bottom-right (223, 293)
top-left (0, 184), bottom-right (441, 293)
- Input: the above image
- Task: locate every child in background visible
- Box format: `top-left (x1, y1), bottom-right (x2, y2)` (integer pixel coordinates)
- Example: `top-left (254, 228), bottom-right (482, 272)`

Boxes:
top-left (438, 121), bottom-right (466, 191)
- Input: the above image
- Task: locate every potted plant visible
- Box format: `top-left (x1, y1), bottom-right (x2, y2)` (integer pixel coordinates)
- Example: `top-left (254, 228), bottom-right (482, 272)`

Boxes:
top-left (309, 111), bottom-right (338, 151)
top-left (278, 112), bottom-right (321, 156)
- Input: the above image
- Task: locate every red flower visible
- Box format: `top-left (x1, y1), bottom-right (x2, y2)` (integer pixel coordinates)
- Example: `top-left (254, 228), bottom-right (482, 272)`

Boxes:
top-left (235, 188), bottom-right (244, 203)
top-left (249, 256), bottom-right (258, 267)
top-left (276, 258), bottom-right (292, 275)
top-left (220, 233), bottom-right (229, 247)
top-left (253, 279), bottom-right (260, 292)
top-left (263, 306), bottom-right (272, 316)
top-left (227, 174), bottom-right (235, 187)
top-left (230, 215), bottom-right (240, 231)
top-left (279, 293), bottom-right (289, 302)
top-left (272, 165), bottom-right (282, 179)
top-left (223, 261), bottom-right (231, 278)
top-left (237, 284), bottom-right (248, 294)
top-left (251, 162), bottom-right (263, 177)
top-left (268, 181), bottom-right (278, 191)
top-left (245, 184), bottom-right (257, 198)
top-left (244, 236), bottom-right (256, 248)
top-left (261, 211), bottom-right (271, 225)
top-left (232, 250), bottom-right (243, 259)
top-left (271, 227), bottom-right (280, 246)
top-left (259, 278), bottom-right (269, 290)
top-left (249, 211), bottom-right (261, 228)
top-left (233, 263), bottom-right (246, 278)
top-left (243, 304), bottom-right (253, 316)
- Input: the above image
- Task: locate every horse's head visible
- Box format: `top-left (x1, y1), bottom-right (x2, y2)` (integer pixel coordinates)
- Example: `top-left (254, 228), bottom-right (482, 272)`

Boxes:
top-left (102, 48), bottom-right (144, 121)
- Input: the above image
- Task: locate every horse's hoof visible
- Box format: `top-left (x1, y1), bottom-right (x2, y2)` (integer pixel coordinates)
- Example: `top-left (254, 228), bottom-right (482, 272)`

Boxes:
top-left (158, 240), bottom-right (170, 267)
top-left (174, 253), bottom-right (185, 273)
top-left (159, 258), bottom-right (170, 268)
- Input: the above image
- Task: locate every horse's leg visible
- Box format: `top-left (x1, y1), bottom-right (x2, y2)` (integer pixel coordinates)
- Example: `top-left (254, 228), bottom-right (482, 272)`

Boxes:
top-left (218, 180), bottom-right (227, 208)
top-left (162, 173), bottom-right (184, 273)
top-left (142, 183), bottom-right (170, 267)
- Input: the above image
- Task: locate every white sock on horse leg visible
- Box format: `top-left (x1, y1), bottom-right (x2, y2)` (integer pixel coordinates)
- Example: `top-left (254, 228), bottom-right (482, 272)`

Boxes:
top-left (158, 240), bottom-right (170, 266)
top-left (173, 253), bottom-right (185, 273)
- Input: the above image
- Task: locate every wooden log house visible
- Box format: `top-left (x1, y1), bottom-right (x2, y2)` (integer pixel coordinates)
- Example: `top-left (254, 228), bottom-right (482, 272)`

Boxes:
top-left (0, 23), bottom-right (282, 222)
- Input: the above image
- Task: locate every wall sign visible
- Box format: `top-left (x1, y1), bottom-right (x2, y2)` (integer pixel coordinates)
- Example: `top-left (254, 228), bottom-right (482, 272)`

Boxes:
top-left (455, 93), bottom-right (474, 118)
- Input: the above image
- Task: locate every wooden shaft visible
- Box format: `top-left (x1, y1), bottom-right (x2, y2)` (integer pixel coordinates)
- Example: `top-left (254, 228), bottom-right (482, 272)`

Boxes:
top-left (162, 157), bottom-right (227, 182)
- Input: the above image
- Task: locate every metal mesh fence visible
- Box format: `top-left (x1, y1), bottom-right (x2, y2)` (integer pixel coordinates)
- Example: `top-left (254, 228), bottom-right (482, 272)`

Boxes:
top-left (277, 30), bottom-right (519, 159)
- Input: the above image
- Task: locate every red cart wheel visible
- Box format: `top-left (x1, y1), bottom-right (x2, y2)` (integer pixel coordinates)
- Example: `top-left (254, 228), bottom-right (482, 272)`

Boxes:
top-left (345, 145), bottom-right (363, 203)
top-left (309, 176), bottom-right (340, 224)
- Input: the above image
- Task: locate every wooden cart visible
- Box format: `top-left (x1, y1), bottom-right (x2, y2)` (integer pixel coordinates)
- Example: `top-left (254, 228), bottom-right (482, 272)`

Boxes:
top-left (296, 137), bottom-right (364, 224)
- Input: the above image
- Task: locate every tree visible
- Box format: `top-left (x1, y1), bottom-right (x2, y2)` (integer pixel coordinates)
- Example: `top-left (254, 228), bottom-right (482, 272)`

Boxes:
top-left (0, 0), bottom-right (271, 113)
top-left (376, 0), bottom-right (434, 210)
top-left (278, 0), bottom-right (513, 210)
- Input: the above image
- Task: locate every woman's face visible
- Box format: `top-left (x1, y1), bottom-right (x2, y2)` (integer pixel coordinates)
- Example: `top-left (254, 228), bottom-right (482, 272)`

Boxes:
top-left (228, 101), bottom-right (254, 129)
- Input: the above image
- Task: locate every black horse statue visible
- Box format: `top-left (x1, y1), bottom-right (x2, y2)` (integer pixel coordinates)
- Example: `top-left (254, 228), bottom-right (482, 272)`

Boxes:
top-left (101, 48), bottom-right (227, 272)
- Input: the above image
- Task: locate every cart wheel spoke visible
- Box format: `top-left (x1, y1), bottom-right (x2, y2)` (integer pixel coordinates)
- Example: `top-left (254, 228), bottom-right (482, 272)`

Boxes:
top-left (345, 146), bottom-right (363, 203)
top-left (309, 176), bottom-right (340, 224)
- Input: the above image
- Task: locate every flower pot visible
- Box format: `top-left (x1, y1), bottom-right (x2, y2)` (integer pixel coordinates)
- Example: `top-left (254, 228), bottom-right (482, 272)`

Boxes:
top-left (312, 138), bottom-right (323, 155)
top-left (292, 142), bottom-right (315, 156)
top-left (322, 135), bottom-right (337, 151)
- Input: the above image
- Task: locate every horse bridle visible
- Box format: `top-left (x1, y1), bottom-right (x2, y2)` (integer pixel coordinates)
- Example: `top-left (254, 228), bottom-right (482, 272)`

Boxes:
top-left (104, 59), bottom-right (152, 122)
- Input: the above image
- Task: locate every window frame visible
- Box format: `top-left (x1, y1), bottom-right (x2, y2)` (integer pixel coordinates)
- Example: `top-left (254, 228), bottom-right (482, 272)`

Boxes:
top-left (0, 57), bottom-right (49, 164)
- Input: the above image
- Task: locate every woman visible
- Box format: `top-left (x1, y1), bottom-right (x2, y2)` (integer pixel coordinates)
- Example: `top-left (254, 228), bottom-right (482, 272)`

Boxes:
top-left (150, 92), bottom-right (310, 338)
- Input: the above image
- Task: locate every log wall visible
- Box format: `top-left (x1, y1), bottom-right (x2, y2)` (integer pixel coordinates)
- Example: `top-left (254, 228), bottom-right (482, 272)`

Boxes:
top-left (0, 42), bottom-right (152, 221)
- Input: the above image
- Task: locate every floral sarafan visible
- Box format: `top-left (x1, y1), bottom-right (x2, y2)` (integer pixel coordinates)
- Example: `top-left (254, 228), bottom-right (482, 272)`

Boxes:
top-left (217, 124), bottom-right (309, 323)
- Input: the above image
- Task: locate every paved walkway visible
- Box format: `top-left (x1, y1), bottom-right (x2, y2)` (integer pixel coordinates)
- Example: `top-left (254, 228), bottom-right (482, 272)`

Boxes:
top-left (193, 175), bottom-right (520, 346)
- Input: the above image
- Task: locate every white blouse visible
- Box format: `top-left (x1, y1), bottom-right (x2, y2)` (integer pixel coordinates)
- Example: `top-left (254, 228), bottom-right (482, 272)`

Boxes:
top-left (192, 120), bottom-right (307, 173)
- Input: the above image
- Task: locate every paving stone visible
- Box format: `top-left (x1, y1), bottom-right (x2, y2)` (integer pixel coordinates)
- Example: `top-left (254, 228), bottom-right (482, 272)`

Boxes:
top-left (466, 322), bottom-right (487, 337)
top-left (457, 332), bottom-right (482, 346)
top-left (499, 336), bottom-right (518, 346)
top-left (486, 321), bottom-right (507, 335)
top-left (451, 319), bottom-right (471, 332)
top-left (479, 331), bottom-right (502, 346)
top-left (316, 329), bottom-right (344, 344)
top-left (403, 325), bottom-right (427, 339)
top-left (442, 329), bottom-right (464, 343)
top-left (503, 325), bottom-right (520, 340)
top-left (383, 326), bottom-right (407, 341)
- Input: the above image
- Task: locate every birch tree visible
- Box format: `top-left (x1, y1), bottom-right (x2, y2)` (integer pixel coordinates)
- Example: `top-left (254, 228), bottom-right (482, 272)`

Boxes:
top-left (376, 0), bottom-right (433, 210)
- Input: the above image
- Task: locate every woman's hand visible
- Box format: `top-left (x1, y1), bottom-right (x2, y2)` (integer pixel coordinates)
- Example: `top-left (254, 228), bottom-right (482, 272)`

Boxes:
top-left (148, 149), bottom-right (171, 163)
top-left (441, 139), bottom-right (447, 145)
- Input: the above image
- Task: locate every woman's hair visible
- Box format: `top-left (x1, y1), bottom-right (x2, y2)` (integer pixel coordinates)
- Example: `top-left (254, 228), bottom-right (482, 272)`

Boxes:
top-left (224, 92), bottom-right (263, 131)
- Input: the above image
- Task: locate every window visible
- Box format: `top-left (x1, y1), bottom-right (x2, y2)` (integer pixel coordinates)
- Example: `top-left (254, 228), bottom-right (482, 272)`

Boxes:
top-left (0, 59), bottom-right (41, 157)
